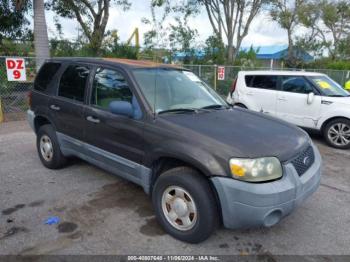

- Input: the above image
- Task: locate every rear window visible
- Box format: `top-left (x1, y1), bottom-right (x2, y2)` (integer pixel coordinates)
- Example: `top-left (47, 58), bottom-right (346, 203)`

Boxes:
top-left (245, 75), bottom-right (278, 90)
top-left (34, 62), bottom-right (61, 92)
top-left (58, 64), bottom-right (90, 102)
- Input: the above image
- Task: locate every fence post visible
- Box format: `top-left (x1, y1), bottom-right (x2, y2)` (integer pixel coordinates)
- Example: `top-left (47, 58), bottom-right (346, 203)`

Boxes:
top-left (214, 65), bottom-right (217, 90)
top-left (0, 98), bottom-right (4, 123)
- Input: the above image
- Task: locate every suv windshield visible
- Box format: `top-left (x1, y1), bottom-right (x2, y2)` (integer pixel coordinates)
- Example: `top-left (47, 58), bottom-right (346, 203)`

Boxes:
top-left (309, 75), bottom-right (350, 97)
top-left (132, 68), bottom-right (227, 113)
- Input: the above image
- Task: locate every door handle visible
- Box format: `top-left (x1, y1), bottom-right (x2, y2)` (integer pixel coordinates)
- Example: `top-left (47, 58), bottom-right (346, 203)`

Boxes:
top-left (50, 104), bottom-right (60, 111)
top-left (278, 97), bottom-right (287, 101)
top-left (246, 92), bottom-right (254, 96)
top-left (86, 116), bottom-right (100, 123)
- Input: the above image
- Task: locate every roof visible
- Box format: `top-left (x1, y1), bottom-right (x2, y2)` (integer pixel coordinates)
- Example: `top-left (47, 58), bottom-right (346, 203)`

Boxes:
top-left (240, 70), bottom-right (325, 76)
top-left (240, 45), bottom-right (314, 62)
top-left (48, 57), bottom-right (183, 69)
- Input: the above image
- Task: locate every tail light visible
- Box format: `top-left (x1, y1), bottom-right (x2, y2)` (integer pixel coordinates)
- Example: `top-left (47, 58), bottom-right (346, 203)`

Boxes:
top-left (28, 91), bottom-right (32, 108)
top-left (230, 78), bottom-right (238, 94)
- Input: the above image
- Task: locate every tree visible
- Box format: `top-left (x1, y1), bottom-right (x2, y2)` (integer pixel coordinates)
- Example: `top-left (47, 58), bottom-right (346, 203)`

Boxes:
top-left (33, 0), bottom-right (50, 69)
top-left (298, 0), bottom-right (350, 59)
top-left (199, 0), bottom-right (266, 63)
top-left (49, 0), bottom-right (131, 55)
top-left (203, 34), bottom-right (226, 64)
top-left (142, 0), bottom-right (199, 62)
top-left (0, 0), bottom-right (31, 41)
top-left (12, 0), bottom-right (50, 69)
top-left (270, 0), bottom-right (306, 65)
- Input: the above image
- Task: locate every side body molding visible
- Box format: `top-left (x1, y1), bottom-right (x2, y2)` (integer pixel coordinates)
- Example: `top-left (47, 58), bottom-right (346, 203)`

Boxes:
top-left (56, 132), bottom-right (151, 194)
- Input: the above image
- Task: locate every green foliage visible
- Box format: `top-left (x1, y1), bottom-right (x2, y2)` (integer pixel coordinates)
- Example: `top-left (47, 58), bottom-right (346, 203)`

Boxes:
top-left (48, 0), bottom-right (131, 55)
top-left (203, 35), bottom-right (226, 65)
top-left (306, 59), bottom-right (350, 70)
top-left (0, 0), bottom-right (32, 41)
top-left (234, 46), bottom-right (262, 68)
top-left (298, 0), bottom-right (350, 59)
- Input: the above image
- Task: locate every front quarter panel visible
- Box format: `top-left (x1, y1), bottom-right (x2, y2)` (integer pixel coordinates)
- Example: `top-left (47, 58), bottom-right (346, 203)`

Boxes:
top-left (317, 104), bottom-right (350, 130)
top-left (142, 121), bottom-right (228, 177)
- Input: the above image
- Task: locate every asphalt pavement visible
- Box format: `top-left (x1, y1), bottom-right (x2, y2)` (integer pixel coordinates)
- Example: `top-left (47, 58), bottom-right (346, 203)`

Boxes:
top-left (0, 120), bottom-right (349, 256)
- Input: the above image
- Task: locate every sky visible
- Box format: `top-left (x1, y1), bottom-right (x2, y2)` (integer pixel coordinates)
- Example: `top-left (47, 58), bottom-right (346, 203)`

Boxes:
top-left (43, 1), bottom-right (290, 49)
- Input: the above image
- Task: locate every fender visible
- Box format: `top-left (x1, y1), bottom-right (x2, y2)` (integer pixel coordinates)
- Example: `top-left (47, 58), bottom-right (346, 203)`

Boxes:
top-left (145, 140), bottom-right (228, 178)
top-left (316, 107), bottom-right (350, 130)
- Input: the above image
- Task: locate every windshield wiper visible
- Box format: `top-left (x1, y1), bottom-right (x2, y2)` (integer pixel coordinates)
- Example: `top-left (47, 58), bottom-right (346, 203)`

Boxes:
top-left (327, 95), bottom-right (349, 97)
top-left (158, 108), bottom-right (197, 115)
top-left (201, 104), bottom-right (228, 110)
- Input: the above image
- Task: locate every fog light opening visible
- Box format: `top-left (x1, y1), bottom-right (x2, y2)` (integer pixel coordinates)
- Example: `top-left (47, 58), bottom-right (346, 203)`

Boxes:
top-left (263, 209), bottom-right (282, 227)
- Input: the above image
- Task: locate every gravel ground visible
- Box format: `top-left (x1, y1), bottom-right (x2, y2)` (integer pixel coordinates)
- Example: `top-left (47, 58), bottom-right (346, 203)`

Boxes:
top-left (0, 120), bottom-right (349, 257)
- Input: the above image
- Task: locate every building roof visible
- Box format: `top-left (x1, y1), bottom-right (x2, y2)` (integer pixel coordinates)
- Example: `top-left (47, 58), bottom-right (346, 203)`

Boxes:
top-left (241, 45), bottom-right (314, 62)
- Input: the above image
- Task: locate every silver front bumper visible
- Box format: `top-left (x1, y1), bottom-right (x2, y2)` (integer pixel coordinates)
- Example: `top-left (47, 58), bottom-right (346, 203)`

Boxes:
top-left (27, 110), bottom-right (35, 131)
top-left (211, 143), bottom-right (322, 229)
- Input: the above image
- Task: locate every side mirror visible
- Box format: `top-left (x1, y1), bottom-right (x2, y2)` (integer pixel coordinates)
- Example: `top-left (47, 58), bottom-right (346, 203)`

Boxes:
top-left (307, 92), bottom-right (315, 105)
top-left (109, 101), bottom-right (133, 117)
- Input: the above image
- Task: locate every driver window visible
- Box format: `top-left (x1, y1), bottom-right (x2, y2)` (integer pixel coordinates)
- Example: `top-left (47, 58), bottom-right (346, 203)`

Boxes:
top-left (91, 67), bottom-right (133, 109)
top-left (281, 76), bottom-right (314, 94)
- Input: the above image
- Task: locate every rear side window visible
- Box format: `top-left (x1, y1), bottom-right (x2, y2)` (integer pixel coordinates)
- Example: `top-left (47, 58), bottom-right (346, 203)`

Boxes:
top-left (245, 75), bottom-right (278, 90)
top-left (58, 64), bottom-right (90, 102)
top-left (34, 62), bottom-right (61, 92)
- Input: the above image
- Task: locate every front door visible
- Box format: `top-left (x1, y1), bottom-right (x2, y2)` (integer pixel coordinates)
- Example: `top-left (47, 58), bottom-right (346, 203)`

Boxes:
top-left (276, 76), bottom-right (321, 128)
top-left (84, 66), bottom-right (145, 171)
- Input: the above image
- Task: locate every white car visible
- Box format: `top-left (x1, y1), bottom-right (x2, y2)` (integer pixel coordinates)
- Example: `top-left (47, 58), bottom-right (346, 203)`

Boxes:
top-left (227, 71), bottom-right (350, 149)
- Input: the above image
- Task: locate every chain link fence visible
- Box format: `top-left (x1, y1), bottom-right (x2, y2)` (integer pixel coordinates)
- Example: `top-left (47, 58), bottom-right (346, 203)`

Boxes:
top-left (0, 57), bottom-right (36, 122)
top-left (183, 64), bottom-right (350, 96)
top-left (0, 56), bottom-right (349, 122)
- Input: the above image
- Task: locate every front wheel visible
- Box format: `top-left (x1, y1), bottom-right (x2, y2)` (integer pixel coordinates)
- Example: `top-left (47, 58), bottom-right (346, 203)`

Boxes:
top-left (152, 167), bottom-right (219, 243)
top-left (323, 118), bottom-right (350, 149)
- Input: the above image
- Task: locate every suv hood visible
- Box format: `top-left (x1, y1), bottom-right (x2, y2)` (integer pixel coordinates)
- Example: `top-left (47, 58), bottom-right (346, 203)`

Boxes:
top-left (160, 109), bottom-right (310, 162)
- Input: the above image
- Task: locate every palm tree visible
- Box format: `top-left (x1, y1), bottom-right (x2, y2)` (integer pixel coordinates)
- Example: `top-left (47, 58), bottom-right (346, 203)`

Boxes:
top-left (17, 0), bottom-right (50, 70)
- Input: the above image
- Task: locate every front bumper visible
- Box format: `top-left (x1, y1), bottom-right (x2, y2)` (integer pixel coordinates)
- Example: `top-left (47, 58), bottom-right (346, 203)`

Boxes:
top-left (211, 143), bottom-right (322, 229)
top-left (27, 110), bottom-right (35, 131)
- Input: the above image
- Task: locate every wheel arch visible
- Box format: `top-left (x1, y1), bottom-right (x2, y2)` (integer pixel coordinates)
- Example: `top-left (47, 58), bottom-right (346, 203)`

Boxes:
top-left (34, 115), bottom-right (54, 134)
top-left (320, 116), bottom-right (350, 133)
top-left (149, 156), bottom-right (223, 224)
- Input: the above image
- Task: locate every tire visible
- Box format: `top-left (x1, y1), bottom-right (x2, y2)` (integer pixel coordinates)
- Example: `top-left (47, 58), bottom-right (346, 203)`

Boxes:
top-left (323, 118), bottom-right (350, 149)
top-left (36, 124), bottom-right (67, 169)
top-left (152, 167), bottom-right (219, 243)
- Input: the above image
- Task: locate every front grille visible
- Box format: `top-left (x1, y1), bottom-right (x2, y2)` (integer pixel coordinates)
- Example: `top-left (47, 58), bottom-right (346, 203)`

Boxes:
top-left (291, 146), bottom-right (315, 176)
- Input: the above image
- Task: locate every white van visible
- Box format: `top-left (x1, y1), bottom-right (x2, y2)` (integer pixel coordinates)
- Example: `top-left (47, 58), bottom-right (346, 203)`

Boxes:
top-left (227, 71), bottom-right (350, 149)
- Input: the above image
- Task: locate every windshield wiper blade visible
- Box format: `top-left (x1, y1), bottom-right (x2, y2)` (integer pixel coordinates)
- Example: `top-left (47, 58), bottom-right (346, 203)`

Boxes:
top-left (201, 104), bottom-right (228, 110)
top-left (158, 108), bottom-right (197, 115)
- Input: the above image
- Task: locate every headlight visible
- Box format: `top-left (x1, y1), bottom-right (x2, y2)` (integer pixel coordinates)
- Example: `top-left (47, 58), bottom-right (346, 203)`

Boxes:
top-left (229, 157), bottom-right (282, 182)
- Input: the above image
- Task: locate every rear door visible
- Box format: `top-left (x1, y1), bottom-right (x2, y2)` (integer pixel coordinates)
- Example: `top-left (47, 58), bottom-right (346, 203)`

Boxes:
top-left (243, 74), bottom-right (278, 115)
top-left (49, 63), bottom-right (91, 141)
top-left (276, 75), bottom-right (321, 128)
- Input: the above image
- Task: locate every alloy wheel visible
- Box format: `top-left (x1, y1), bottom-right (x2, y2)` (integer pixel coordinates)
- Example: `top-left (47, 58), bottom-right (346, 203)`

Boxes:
top-left (328, 123), bottom-right (350, 147)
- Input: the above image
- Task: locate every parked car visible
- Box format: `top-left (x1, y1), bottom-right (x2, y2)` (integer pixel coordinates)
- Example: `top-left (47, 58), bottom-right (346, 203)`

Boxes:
top-left (28, 59), bottom-right (321, 243)
top-left (227, 71), bottom-right (350, 149)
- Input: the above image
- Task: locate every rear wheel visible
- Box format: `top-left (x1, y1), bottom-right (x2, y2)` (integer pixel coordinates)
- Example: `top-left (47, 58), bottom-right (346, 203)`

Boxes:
top-left (152, 167), bottom-right (219, 243)
top-left (37, 124), bottom-right (67, 169)
top-left (323, 118), bottom-right (350, 149)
